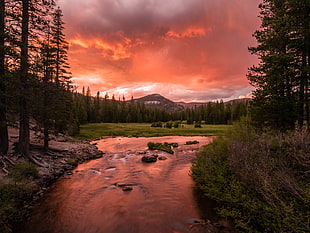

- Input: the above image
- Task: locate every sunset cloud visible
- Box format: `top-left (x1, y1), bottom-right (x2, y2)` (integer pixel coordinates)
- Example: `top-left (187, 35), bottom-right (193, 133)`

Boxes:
top-left (59, 0), bottom-right (260, 102)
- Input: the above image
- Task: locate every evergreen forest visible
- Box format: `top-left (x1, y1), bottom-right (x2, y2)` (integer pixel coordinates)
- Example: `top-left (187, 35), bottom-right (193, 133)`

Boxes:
top-left (72, 88), bottom-right (249, 126)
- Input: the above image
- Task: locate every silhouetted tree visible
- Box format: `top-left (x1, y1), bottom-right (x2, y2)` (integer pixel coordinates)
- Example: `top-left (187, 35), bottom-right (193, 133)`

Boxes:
top-left (0, 0), bottom-right (8, 155)
top-left (248, 0), bottom-right (310, 130)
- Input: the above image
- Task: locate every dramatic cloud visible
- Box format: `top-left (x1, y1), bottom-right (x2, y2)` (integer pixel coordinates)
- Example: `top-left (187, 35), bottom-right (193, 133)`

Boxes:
top-left (58, 0), bottom-right (261, 102)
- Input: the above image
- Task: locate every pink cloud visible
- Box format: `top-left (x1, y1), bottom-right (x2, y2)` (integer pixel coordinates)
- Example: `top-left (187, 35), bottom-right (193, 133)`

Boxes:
top-left (59, 0), bottom-right (261, 101)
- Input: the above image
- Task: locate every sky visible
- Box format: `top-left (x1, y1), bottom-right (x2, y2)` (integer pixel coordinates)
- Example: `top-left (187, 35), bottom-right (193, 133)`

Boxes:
top-left (58, 0), bottom-right (261, 102)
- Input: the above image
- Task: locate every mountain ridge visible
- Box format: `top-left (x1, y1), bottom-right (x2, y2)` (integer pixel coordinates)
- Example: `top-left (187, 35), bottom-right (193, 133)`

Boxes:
top-left (132, 93), bottom-right (250, 111)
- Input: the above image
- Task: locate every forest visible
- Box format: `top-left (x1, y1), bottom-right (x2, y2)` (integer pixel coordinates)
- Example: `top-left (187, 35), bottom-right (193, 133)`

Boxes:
top-left (71, 89), bottom-right (249, 126)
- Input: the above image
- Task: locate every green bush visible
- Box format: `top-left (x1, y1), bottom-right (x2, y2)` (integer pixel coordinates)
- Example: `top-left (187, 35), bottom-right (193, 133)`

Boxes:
top-left (66, 158), bottom-right (78, 167)
top-left (191, 122), bottom-right (310, 232)
top-left (167, 142), bottom-right (178, 148)
top-left (185, 140), bottom-right (199, 145)
top-left (10, 162), bottom-right (39, 181)
top-left (151, 122), bottom-right (163, 127)
top-left (0, 183), bottom-right (34, 233)
top-left (194, 123), bottom-right (202, 128)
top-left (165, 121), bottom-right (173, 128)
top-left (173, 121), bottom-right (180, 128)
top-left (147, 142), bottom-right (177, 154)
top-left (147, 142), bottom-right (156, 150)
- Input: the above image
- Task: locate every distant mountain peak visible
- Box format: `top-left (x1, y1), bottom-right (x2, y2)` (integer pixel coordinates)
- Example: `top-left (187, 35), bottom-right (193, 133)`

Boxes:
top-left (133, 93), bottom-right (184, 111)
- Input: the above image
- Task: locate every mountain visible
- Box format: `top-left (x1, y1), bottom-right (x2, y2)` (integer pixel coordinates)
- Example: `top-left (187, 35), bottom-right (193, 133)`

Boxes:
top-left (133, 94), bottom-right (185, 111)
top-left (133, 93), bottom-right (251, 111)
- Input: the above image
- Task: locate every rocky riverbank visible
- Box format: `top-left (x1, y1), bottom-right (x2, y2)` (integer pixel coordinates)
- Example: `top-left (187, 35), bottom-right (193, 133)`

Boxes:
top-left (0, 127), bottom-right (103, 233)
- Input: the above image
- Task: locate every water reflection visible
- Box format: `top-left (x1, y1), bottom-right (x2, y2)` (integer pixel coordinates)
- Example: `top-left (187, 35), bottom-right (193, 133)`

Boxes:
top-left (18, 136), bottom-right (214, 233)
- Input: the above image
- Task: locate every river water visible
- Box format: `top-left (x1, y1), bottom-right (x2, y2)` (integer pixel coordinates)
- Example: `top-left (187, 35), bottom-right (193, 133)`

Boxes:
top-left (19, 136), bottom-right (214, 233)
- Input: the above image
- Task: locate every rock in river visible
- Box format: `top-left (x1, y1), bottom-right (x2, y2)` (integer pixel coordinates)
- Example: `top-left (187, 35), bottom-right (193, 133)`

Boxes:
top-left (141, 155), bottom-right (157, 163)
top-left (122, 186), bottom-right (133, 192)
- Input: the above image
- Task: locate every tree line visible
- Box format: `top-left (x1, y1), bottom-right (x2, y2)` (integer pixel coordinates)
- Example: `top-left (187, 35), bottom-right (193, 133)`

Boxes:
top-left (72, 87), bottom-right (249, 126)
top-left (0, 0), bottom-right (72, 160)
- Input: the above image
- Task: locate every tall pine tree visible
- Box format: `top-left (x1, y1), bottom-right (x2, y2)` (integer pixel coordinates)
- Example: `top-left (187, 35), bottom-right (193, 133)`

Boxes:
top-left (0, 0), bottom-right (8, 155)
top-left (248, 0), bottom-right (310, 130)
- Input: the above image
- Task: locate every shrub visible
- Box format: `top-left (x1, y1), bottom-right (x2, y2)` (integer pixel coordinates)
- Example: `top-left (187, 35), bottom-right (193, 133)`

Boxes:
top-left (0, 183), bottom-right (34, 233)
top-left (151, 122), bottom-right (162, 127)
top-left (147, 142), bottom-right (156, 150)
top-left (185, 140), bottom-right (199, 145)
top-left (147, 142), bottom-right (177, 154)
top-left (194, 123), bottom-right (202, 128)
top-left (10, 162), bottom-right (39, 181)
top-left (167, 142), bottom-right (178, 148)
top-left (191, 122), bottom-right (310, 232)
top-left (165, 121), bottom-right (173, 128)
top-left (173, 121), bottom-right (180, 128)
top-left (66, 158), bottom-right (78, 167)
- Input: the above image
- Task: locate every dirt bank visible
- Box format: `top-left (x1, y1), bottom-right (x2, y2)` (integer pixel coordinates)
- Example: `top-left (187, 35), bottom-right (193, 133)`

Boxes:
top-left (1, 127), bottom-right (103, 183)
top-left (0, 127), bottom-right (103, 233)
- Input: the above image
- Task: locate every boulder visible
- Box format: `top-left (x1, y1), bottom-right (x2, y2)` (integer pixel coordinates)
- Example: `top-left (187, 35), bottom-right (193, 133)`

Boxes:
top-left (141, 155), bottom-right (157, 163)
top-left (122, 186), bottom-right (133, 192)
top-left (137, 151), bottom-right (146, 155)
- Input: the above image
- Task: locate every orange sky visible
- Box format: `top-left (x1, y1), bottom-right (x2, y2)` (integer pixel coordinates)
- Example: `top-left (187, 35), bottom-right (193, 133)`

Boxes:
top-left (58, 0), bottom-right (261, 102)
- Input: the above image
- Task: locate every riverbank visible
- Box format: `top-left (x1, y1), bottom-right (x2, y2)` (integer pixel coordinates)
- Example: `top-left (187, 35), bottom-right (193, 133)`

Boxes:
top-left (0, 127), bottom-right (103, 233)
top-left (191, 123), bottom-right (310, 232)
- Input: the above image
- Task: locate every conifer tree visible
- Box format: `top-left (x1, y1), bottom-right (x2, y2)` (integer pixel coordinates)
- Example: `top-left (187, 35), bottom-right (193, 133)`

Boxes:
top-left (51, 6), bottom-right (71, 86)
top-left (248, 0), bottom-right (309, 130)
top-left (0, 0), bottom-right (8, 155)
top-left (18, 0), bottom-right (30, 156)
top-left (33, 2), bottom-right (72, 149)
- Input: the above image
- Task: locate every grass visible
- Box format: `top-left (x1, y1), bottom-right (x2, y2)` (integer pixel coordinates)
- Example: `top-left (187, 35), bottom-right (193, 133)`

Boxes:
top-left (76, 123), bottom-right (231, 139)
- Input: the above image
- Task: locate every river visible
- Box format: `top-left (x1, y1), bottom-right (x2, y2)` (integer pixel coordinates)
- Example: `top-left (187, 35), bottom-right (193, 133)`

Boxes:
top-left (18, 136), bottom-right (214, 233)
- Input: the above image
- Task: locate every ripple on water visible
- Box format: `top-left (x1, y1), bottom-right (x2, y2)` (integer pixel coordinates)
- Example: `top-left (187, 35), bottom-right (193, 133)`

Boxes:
top-left (105, 166), bottom-right (117, 171)
top-left (17, 136), bottom-right (215, 233)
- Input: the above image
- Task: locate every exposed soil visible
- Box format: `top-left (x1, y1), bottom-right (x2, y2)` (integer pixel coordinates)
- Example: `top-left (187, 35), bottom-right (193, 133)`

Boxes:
top-left (0, 126), bottom-right (103, 204)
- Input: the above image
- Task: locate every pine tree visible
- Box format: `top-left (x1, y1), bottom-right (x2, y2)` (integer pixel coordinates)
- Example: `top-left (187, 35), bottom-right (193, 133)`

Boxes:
top-left (18, 0), bottom-right (31, 156)
top-left (0, 0), bottom-right (8, 155)
top-left (33, 2), bottom-right (73, 149)
top-left (287, 0), bottom-right (310, 126)
top-left (51, 6), bottom-right (71, 86)
top-left (248, 0), bottom-right (309, 130)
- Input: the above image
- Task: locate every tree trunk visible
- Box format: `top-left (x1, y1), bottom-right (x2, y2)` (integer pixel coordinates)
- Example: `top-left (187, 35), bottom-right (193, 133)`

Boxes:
top-left (305, 2), bottom-right (310, 128)
top-left (0, 0), bottom-right (8, 155)
top-left (43, 126), bottom-right (48, 152)
top-left (18, 0), bottom-right (30, 157)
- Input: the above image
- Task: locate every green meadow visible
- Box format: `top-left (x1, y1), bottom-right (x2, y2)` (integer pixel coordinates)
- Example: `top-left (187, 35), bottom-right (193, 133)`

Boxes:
top-left (76, 123), bottom-right (231, 139)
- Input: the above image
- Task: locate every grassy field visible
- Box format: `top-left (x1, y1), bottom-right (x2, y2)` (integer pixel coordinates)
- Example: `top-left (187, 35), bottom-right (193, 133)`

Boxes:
top-left (76, 123), bottom-right (232, 139)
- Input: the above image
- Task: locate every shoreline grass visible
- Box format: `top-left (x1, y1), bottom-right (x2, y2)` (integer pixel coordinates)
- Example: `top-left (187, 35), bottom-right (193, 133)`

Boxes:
top-left (76, 123), bottom-right (231, 139)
